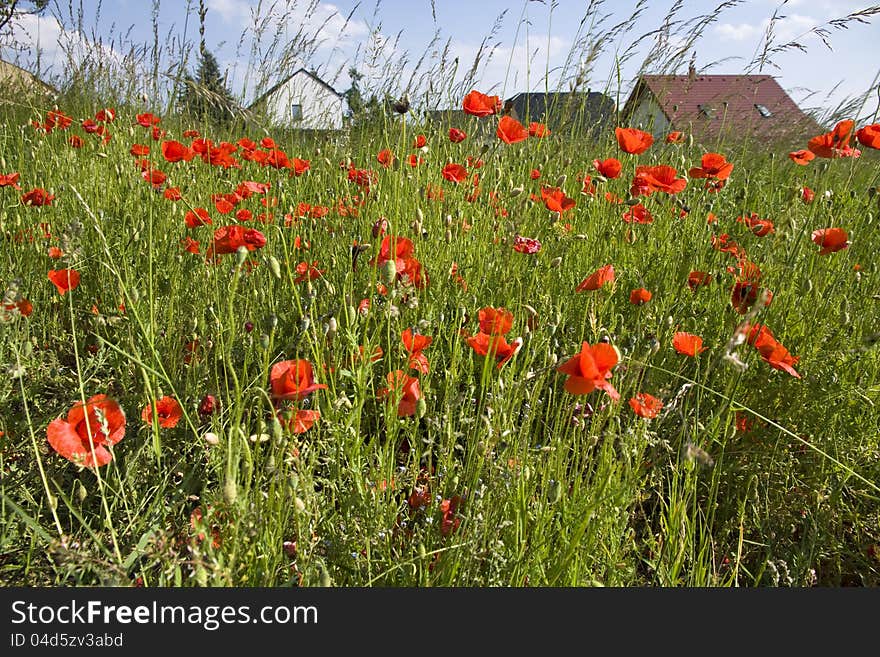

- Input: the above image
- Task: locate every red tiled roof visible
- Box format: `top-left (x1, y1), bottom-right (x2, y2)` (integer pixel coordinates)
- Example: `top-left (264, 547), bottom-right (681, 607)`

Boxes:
top-left (626, 74), bottom-right (822, 142)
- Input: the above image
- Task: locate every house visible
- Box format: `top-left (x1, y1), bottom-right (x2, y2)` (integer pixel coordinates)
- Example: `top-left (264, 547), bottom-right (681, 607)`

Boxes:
top-left (620, 71), bottom-right (822, 144)
top-left (503, 90), bottom-right (616, 135)
top-left (0, 59), bottom-right (59, 105)
top-left (248, 68), bottom-right (345, 131)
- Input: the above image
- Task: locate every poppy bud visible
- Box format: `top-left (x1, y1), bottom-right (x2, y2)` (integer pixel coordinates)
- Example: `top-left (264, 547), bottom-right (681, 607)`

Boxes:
top-left (547, 479), bottom-right (562, 504)
top-left (204, 432), bottom-right (220, 446)
top-left (380, 259), bottom-right (397, 285)
top-left (76, 480), bottom-right (88, 503)
top-left (555, 174), bottom-right (567, 187)
top-left (294, 497), bottom-right (306, 513)
top-left (268, 256), bottom-right (282, 279)
top-left (550, 256), bottom-right (562, 269)
top-left (259, 333), bottom-right (270, 349)
top-left (223, 479), bottom-right (237, 504)
top-left (510, 186), bottom-right (524, 197)
top-left (244, 321), bottom-right (254, 333)
top-left (416, 397), bottom-right (427, 418)
top-left (445, 229), bottom-right (452, 243)
top-left (325, 316), bottom-right (338, 342)
top-left (199, 394), bottom-right (217, 416)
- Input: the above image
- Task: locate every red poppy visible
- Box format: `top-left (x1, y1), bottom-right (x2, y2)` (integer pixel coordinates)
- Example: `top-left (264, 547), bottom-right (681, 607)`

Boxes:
top-left (615, 127), bottom-right (654, 155)
top-left (413, 134), bottom-right (427, 149)
top-left (442, 163), bottom-right (468, 183)
top-left (629, 393), bottom-right (663, 419)
top-left (130, 144), bottom-right (150, 157)
top-left (622, 203), bottom-right (653, 224)
top-left (48, 269), bottom-right (81, 294)
top-left (811, 227), bottom-right (849, 255)
top-left (497, 116), bottom-right (529, 144)
top-left (478, 306), bottom-right (514, 335)
top-left (540, 186), bottom-right (575, 214)
top-left (208, 225), bottom-right (267, 256)
top-left (576, 264), bottom-right (615, 292)
top-left (47, 394), bottom-right (126, 467)
top-left (800, 186), bottom-right (815, 203)
top-left (142, 169), bottom-right (167, 187)
top-left (21, 187), bottom-right (55, 206)
top-left (788, 149), bottom-right (815, 165)
top-left (462, 90), bottom-right (501, 117)
top-left (95, 108), bottom-right (116, 122)
top-left (856, 123), bottom-right (880, 149)
top-left (377, 148), bottom-right (395, 168)
top-left (408, 154), bottom-right (425, 167)
top-left (512, 235), bottom-right (541, 254)
top-left (529, 122), bottom-right (550, 137)
top-left (136, 112), bottom-right (161, 127)
top-left (439, 496), bottom-right (463, 536)
top-left (688, 152), bottom-right (734, 181)
top-left (593, 157), bottom-right (622, 179)
top-left (556, 342), bottom-right (620, 400)
top-left (449, 127), bottom-right (467, 143)
top-left (67, 135), bottom-right (84, 148)
top-left (161, 140), bottom-right (194, 163)
top-left (285, 409), bottom-right (321, 434)
top-left (290, 158), bottom-right (310, 176)
top-left (163, 186), bottom-right (182, 201)
top-left (402, 328), bottom-right (433, 373)
top-left (672, 332), bottom-right (707, 357)
top-left (270, 359), bottom-right (327, 402)
top-left (0, 172), bottom-right (21, 188)
top-left (736, 212), bottom-right (774, 237)
top-left (377, 370), bottom-right (422, 417)
top-left (807, 119), bottom-right (855, 158)
top-left (631, 165), bottom-right (687, 196)
top-left (665, 131), bottom-right (685, 144)
top-left (47, 246), bottom-right (63, 259)
top-left (141, 395), bottom-right (183, 429)
top-left (184, 208), bottom-right (212, 228)
top-left (293, 261), bottom-right (325, 283)
top-left (466, 332), bottom-right (523, 369)
top-left (629, 288), bottom-right (652, 305)
top-left (687, 271), bottom-right (712, 291)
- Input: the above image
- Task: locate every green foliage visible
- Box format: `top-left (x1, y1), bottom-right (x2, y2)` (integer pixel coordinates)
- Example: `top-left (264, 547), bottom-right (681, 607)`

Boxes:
top-left (176, 50), bottom-right (239, 126)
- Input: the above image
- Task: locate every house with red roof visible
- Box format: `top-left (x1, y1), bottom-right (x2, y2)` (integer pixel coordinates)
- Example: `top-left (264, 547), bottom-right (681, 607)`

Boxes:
top-left (620, 69), bottom-right (822, 145)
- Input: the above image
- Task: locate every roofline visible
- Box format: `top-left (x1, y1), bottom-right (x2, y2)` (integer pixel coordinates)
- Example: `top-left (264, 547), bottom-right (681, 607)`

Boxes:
top-left (248, 67), bottom-right (342, 109)
top-left (0, 58), bottom-right (60, 95)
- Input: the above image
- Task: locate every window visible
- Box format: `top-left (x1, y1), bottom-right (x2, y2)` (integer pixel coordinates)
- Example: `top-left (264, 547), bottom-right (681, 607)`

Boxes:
top-left (697, 104), bottom-right (716, 119)
top-left (754, 103), bottom-right (772, 118)
top-left (291, 104), bottom-right (303, 121)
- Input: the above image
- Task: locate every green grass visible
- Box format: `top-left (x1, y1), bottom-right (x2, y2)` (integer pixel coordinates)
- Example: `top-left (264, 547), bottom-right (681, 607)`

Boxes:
top-left (1, 97), bottom-right (878, 588)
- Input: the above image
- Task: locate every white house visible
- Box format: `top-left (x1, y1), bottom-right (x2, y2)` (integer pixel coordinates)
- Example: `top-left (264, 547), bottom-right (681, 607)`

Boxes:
top-left (248, 68), bottom-right (345, 131)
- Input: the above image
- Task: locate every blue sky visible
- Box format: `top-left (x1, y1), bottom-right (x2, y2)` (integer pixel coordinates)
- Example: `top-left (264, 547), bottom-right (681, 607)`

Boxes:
top-left (3, 0), bottom-right (879, 121)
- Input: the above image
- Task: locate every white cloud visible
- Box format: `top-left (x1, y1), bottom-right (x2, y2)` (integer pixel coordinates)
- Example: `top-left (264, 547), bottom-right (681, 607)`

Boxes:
top-left (715, 14), bottom-right (822, 45)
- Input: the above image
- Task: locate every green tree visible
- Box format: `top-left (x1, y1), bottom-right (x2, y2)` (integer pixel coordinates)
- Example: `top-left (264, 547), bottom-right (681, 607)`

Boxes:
top-left (177, 49), bottom-right (238, 125)
top-left (343, 67), bottom-right (383, 127)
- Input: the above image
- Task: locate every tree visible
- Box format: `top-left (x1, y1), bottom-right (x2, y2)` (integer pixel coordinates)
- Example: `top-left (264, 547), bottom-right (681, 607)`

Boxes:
top-left (343, 67), bottom-right (384, 127)
top-left (177, 49), bottom-right (238, 125)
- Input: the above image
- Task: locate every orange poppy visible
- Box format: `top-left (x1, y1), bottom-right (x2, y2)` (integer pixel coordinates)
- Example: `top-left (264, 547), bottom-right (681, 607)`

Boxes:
top-left (478, 306), bottom-right (514, 335)
top-left (529, 122), bottom-right (550, 137)
top-left (47, 269), bottom-right (81, 295)
top-left (631, 165), bottom-right (687, 196)
top-left (442, 163), bottom-right (468, 184)
top-left (622, 204), bottom-right (653, 224)
top-left (413, 134), bottom-right (427, 149)
top-left (161, 140), bottom-right (194, 162)
top-left (377, 148), bottom-right (395, 168)
top-left (687, 271), bottom-right (712, 291)
top-left (736, 212), bottom-right (774, 237)
top-left (593, 157), bottom-right (622, 179)
top-left (556, 342), bottom-right (620, 400)
top-left (402, 328), bottom-right (433, 374)
top-left (47, 394), bottom-right (126, 468)
top-left (540, 186), bottom-right (575, 214)
top-left (576, 264), bottom-right (615, 292)
top-left (21, 187), bottom-right (55, 206)
top-left (377, 370), bottom-right (422, 417)
top-left (449, 128), bottom-right (467, 143)
top-left (807, 119), bottom-right (854, 158)
top-left (206, 225), bottom-right (266, 256)
top-left (465, 332), bottom-right (523, 369)
top-left (615, 127), bottom-right (654, 154)
top-left (629, 288), bottom-right (652, 305)
top-left (629, 392), bottom-right (663, 419)
top-left (856, 123), bottom-right (880, 149)
top-left (0, 172), bottom-right (21, 188)
top-left (512, 235), bottom-right (541, 254)
top-left (270, 359), bottom-right (327, 402)
top-left (672, 332), bottom-right (707, 357)
top-left (141, 396), bottom-right (183, 429)
top-left (462, 90), bottom-right (501, 117)
top-left (688, 152), bottom-right (734, 181)
top-left (788, 149), bottom-right (815, 165)
top-left (665, 131), bottom-right (685, 144)
top-left (497, 116), bottom-right (529, 144)
top-left (285, 409), bottom-right (321, 434)
top-left (811, 227), bottom-right (849, 255)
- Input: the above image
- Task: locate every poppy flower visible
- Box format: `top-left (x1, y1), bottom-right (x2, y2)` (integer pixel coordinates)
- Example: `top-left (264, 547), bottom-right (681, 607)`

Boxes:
top-left (142, 169), bottom-right (167, 187)
top-left (856, 123), bottom-right (880, 149)
top-left (622, 204), bottom-right (653, 224)
top-left (629, 393), bottom-right (663, 419)
top-left (164, 187), bottom-right (182, 201)
top-left (512, 235), bottom-right (541, 254)
top-left (736, 213), bottom-right (774, 237)
top-left (800, 186), bottom-right (815, 203)
top-left (377, 370), bottom-right (422, 417)
top-left (556, 341), bottom-right (620, 400)
top-left (497, 116), bottom-right (529, 144)
top-left (413, 134), bottom-right (427, 149)
top-left (208, 225), bottom-right (266, 256)
top-left (47, 246), bottom-right (63, 259)
top-left (462, 90), bottom-right (501, 117)
top-left (811, 227), bottom-right (849, 255)
top-left (136, 112), bottom-right (161, 127)
top-left (807, 119), bottom-right (855, 158)
top-left (377, 148), bottom-right (395, 168)
top-left (48, 269), bottom-right (81, 295)
top-left (529, 122), bottom-right (550, 137)
top-left (408, 154), bottom-right (425, 167)
top-left (466, 332), bottom-right (523, 369)
top-left (593, 157), bottom-right (622, 179)
top-left (665, 131), bottom-right (685, 144)
top-left (478, 306), bottom-right (514, 335)
top-left (293, 261), bottom-right (325, 283)
top-left (130, 144), bottom-right (150, 157)
top-left (442, 163), bottom-right (468, 184)
top-left (672, 332), bottom-right (707, 357)
top-left (629, 288), bottom-right (652, 305)
top-left (67, 135), bottom-right (84, 148)
top-left (615, 127), bottom-right (654, 155)
top-left (184, 208), bottom-right (212, 229)
top-left (788, 149), bottom-right (815, 165)
top-left (21, 187), bottom-right (55, 206)
top-left (540, 186), bottom-right (576, 214)
top-left (449, 128), bottom-right (467, 143)
top-left (439, 496), bottom-right (463, 536)
top-left (688, 152), bottom-right (734, 181)
top-left (402, 328), bottom-right (433, 374)
top-left (161, 140), bottom-right (194, 163)
top-left (285, 409), bottom-right (321, 434)
top-left (687, 271), bottom-right (712, 291)
top-left (270, 359), bottom-right (327, 402)
top-left (47, 394), bottom-right (126, 468)
top-left (291, 158), bottom-right (310, 176)
top-left (576, 264), bottom-right (615, 292)
top-left (755, 338), bottom-right (801, 378)
top-left (631, 165), bottom-right (687, 196)
top-left (0, 172), bottom-right (21, 188)
top-left (95, 108), bottom-right (116, 122)
top-left (141, 395), bottom-right (183, 429)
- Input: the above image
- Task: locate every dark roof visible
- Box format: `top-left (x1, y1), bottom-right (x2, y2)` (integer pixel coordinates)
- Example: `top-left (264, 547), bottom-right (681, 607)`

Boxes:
top-left (503, 91), bottom-right (615, 133)
top-left (621, 74), bottom-right (822, 142)
top-left (248, 68), bottom-right (342, 109)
